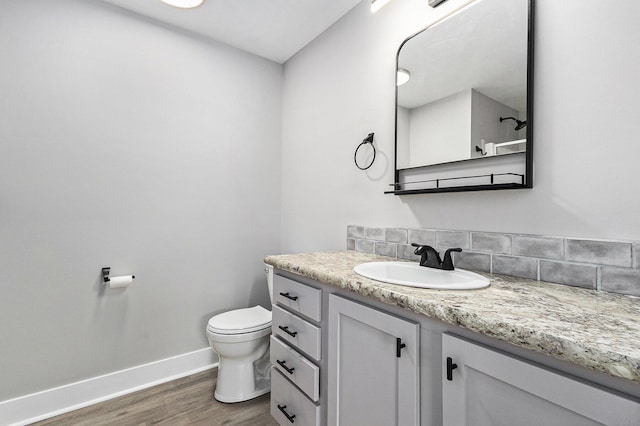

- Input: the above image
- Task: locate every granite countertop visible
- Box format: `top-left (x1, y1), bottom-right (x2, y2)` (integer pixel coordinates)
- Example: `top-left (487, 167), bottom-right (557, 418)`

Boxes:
top-left (264, 250), bottom-right (640, 384)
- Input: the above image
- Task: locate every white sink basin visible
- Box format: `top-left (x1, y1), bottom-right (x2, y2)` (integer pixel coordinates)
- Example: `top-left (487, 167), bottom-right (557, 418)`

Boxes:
top-left (353, 261), bottom-right (490, 290)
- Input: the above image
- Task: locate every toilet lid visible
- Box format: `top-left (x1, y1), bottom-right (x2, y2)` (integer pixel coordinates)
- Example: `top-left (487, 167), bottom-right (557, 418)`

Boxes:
top-left (207, 305), bottom-right (272, 334)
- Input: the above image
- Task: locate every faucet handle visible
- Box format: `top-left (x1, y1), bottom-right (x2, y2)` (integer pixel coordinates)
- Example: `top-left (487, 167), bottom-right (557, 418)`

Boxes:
top-left (411, 242), bottom-right (426, 255)
top-left (411, 243), bottom-right (437, 258)
top-left (442, 248), bottom-right (462, 270)
top-left (411, 243), bottom-right (442, 268)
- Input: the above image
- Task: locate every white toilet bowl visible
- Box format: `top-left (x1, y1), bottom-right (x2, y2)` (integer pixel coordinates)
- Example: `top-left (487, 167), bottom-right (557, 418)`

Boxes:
top-left (206, 305), bottom-right (272, 402)
top-left (206, 265), bottom-right (274, 403)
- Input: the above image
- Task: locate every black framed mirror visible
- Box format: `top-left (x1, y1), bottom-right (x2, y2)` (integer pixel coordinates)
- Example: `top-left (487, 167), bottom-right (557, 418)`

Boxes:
top-left (388, 0), bottom-right (534, 195)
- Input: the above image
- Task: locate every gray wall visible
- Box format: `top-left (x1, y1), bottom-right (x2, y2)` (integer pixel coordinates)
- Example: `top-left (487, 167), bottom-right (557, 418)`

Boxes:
top-left (408, 90), bottom-right (472, 167)
top-left (0, 0), bottom-right (282, 400)
top-left (281, 0), bottom-right (640, 253)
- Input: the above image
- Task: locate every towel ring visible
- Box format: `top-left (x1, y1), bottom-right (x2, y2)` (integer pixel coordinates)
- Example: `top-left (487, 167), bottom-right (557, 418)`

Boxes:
top-left (354, 133), bottom-right (376, 170)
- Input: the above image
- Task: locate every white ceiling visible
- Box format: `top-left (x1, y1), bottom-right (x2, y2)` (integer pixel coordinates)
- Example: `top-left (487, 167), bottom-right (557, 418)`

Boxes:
top-left (100, 0), bottom-right (362, 63)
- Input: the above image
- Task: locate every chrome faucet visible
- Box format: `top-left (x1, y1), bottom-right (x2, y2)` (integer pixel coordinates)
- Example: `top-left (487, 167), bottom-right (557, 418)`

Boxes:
top-left (411, 243), bottom-right (462, 271)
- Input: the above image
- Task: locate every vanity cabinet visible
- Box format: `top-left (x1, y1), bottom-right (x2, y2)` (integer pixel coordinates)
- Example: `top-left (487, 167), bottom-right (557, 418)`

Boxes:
top-left (442, 334), bottom-right (640, 426)
top-left (270, 268), bottom-right (640, 426)
top-left (327, 294), bottom-right (420, 425)
top-left (270, 275), bottom-right (323, 426)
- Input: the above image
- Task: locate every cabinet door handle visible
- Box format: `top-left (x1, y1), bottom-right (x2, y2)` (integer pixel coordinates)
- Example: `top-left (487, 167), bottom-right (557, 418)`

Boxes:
top-left (276, 359), bottom-right (295, 374)
top-left (277, 404), bottom-right (296, 423)
top-left (278, 325), bottom-right (298, 337)
top-left (279, 292), bottom-right (298, 301)
top-left (446, 356), bottom-right (458, 381)
top-left (396, 337), bottom-right (406, 358)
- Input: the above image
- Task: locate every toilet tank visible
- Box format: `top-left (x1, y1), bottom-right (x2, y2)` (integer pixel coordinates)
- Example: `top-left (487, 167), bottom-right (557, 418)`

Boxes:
top-left (264, 264), bottom-right (274, 304)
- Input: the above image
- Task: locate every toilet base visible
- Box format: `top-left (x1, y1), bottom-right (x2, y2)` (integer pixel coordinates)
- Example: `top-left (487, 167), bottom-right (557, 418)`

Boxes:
top-left (212, 338), bottom-right (271, 404)
top-left (214, 384), bottom-right (270, 403)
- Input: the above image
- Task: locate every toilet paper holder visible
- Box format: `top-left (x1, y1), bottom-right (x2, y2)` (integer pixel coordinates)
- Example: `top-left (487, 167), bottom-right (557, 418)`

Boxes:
top-left (102, 267), bottom-right (135, 283)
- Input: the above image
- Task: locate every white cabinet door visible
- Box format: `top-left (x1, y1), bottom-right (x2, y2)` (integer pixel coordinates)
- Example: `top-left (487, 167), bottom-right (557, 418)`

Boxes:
top-left (442, 333), bottom-right (640, 426)
top-left (328, 294), bottom-right (420, 426)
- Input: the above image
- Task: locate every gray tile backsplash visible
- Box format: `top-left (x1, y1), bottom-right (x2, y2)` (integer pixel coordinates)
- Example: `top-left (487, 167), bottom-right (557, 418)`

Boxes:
top-left (436, 230), bottom-right (470, 249)
top-left (565, 239), bottom-right (632, 267)
top-left (453, 251), bottom-right (491, 273)
top-left (375, 242), bottom-right (397, 258)
top-left (408, 229), bottom-right (436, 246)
top-left (492, 255), bottom-right (538, 280)
top-left (539, 261), bottom-right (598, 289)
top-left (471, 232), bottom-right (512, 254)
top-left (347, 225), bottom-right (640, 296)
top-left (347, 225), bottom-right (365, 239)
top-left (354, 238), bottom-right (374, 254)
top-left (513, 235), bottom-right (564, 260)
top-left (601, 268), bottom-right (640, 296)
top-left (365, 227), bottom-right (385, 241)
top-left (397, 244), bottom-right (420, 261)
top-left (385, 228), bottom-right (408, 243)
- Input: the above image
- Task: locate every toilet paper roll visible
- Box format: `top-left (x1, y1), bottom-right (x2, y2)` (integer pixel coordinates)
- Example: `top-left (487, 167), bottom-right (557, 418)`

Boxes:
top-left (109, 275), bottom-right (134, 289)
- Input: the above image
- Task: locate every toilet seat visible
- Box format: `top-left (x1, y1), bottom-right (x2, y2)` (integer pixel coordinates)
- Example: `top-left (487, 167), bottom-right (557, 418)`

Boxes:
top-left (207, 305), bottom-right (272, 335)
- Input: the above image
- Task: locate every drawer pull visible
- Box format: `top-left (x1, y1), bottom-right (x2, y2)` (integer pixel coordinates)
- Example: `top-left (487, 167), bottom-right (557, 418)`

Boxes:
top-left (279, 325), bottom-right (298, 337)
top-left (276, 359), bottom-right (295, 374)
top-left (396, 337), bottom-right (406, 358)
top-left (277, 404), bottom-right (296, 423)
top-left (446, 356), bottom-right (458, 381)
top-left (279, 292), bottom-right (299, 301)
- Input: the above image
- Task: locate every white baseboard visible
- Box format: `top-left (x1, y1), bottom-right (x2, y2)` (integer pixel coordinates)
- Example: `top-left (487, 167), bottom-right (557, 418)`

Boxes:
top-left (0, 348), bottom-right (218, 426)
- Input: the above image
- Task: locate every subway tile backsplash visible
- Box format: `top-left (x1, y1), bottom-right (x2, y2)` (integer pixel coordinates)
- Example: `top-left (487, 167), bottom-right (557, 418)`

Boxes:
top-left (436, 230), bottom-right (470, 249)
top-left (347, 225), bottom-right (365, 239)
top-left (385, 228), bottom-right (408, 243)
top-left (513, 235), bottom-right (564, 260)
top-left (539, 260), bottom-right (598, 289)
top-left (397, 244), bottom-right (420, 261)
top-left (408, 229), bottom-right (435, 246)
top-left (347, 225), bottom-right (640, 297)
top-left (492, 255), bottom-right (538, 280)
top-left (365, 227), bottom-right (385, 241)
top-left (601, 268), bottom-right (640, 297)
top-left (454, 251), bottom-right (491, 273)
top-left (374, 241), bottom-right (397, 258)
top-left (471, 232), bottom-right (512, 254)
top-left (565, 239), bottom-right (632, 267)
top-left (354, 238), bottom-right (374, 254)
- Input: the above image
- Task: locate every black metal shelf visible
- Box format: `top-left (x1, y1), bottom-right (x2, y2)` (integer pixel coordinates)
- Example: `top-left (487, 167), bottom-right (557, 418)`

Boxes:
top-left (386, 172), bottom-right (526, 195)
top-left (385, 182), bottom-right (526, 195)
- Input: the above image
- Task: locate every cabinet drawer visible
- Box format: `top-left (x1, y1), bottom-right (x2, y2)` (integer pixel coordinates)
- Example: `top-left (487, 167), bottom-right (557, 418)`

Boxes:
top-left (271, 367), bottom-right (320, 426)
top-left (272, 305), bottom-right (321, 361)
top-left (270, 336), bottom-right (320, 402)
top-left (273, 275), bottom-right (322, 322)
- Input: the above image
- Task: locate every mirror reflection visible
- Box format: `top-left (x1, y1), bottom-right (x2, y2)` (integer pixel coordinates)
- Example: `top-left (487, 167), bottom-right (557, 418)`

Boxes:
top-left (396, 0), bottom-right (529, 169)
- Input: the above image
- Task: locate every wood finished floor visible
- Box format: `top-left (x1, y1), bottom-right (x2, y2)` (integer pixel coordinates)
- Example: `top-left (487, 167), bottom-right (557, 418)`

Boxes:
top-left (31, 369), bottom-right (278, 426)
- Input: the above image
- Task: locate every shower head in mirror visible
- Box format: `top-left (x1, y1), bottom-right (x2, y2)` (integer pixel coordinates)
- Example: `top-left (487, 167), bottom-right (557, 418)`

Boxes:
top-left (499, 116), bottom-right (527, 131)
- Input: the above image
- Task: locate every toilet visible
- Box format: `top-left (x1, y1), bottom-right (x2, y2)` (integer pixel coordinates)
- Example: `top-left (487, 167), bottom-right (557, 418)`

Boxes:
top-left (205, 264), bottom-right (273, 403)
